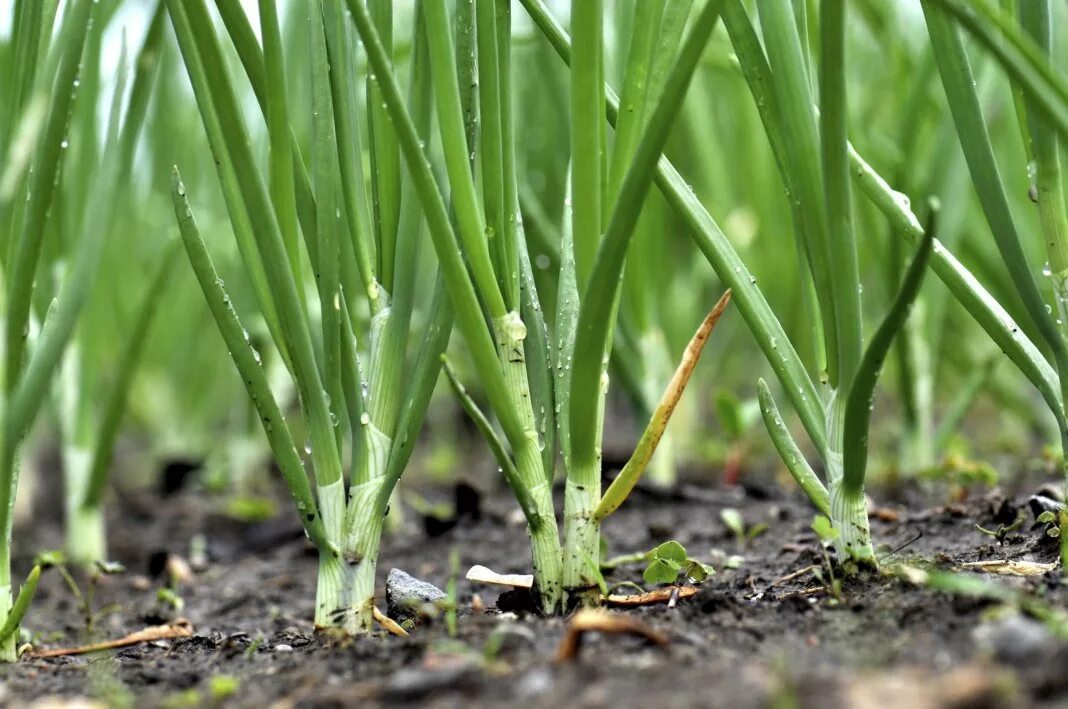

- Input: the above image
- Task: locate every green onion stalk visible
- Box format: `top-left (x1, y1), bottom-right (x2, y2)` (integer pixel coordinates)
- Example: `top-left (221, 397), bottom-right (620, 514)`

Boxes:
top-left (880, 48), bottom-right (939, 476)
top-left (57, 3), bottom-right (172, 566)
top-left (0, 0), bottom-right (126, 659)
top-left (167, 0), bottom-right (449, 633)
top-left (921, 0), bottom-right (1068, 487)
top-left (350, 0), bottom-right (724, 612)
top-left (613, 1), bottom-right (692, 491)
top-left (1016, 1), bottom-right (1068, 493)
top-left (1016, 0), bottom-right (1068, 560)
top-left (60, 242), bottom-right (179, 566)
top-left (921, 0), bottom-right (1068, 556)
top-left (700, 0), bottom-right (940, 565)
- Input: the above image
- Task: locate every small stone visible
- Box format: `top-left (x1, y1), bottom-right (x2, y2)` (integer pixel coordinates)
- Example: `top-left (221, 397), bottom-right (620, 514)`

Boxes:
top-left (515, 668), bottom-right (553, 698)
top-left (386, 568), bottom-right (447, 625)
top-left (489, 622), bottom-right (536, 656)
top-left (383, 660), bottom-right (476, 701)
top-left (273, 644), bottom-right (293, 653)
top-left (974, 614), bottom-right (1052, 666)
top-left (165, 554), bottom-right (194, 583)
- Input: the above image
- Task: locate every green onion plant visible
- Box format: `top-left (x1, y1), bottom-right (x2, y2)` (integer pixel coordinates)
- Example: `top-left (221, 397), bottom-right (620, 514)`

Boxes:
top-left (918, 0), bottom-right (1068, 555)
top-left (54, 2), bottom-right (177, 567)
top-left (167, 0), bottom-right (451, 632)
top-left (348, 0), bottom-right (725, 611)
top-left (520, 0), bottom-right (1068, 566)
top-left (0, 0), bottom-right (141, 660)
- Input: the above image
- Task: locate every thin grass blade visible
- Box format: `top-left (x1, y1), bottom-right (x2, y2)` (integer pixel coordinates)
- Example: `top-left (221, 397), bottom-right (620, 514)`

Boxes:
top-left (842, 229), bottom-right (935, 496)
top-left (212, 0), bottom-right (318, 252)
top-left (169, 168), bottom-right (332, 553)
top-left (849, 146), bottom-right (1065, 425)
top-left (168, 0), bottom-right (342, 492)
top-left (923, 1), bottom-right (1068, 433)
top-left (166, 0), bottom-right (292, 372)
top-left (442, 357), bottom-right (539, 527)
top-left (81, 241), bottom-right (181, 510)
top-left (756, 379), bottom-right (830, 516)
top-left (0, 565), bottom-right (40, 644)
top-left (4, 0), bottom-right (94, 395)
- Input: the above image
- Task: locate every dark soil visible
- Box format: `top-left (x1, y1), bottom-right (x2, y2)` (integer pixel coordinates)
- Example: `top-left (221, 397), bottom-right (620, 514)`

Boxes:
top-left (5, 470), bottom-right (1068, 708)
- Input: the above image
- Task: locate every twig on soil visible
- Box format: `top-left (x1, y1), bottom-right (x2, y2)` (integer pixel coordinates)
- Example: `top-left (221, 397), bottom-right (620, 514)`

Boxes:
top-left (960, 559), bottom-right (1058, 576)
top-left (554, 609), bottom-right (669, 662)
top-left (604, 586), bottom-right (699, 607)
top-left (667, 587), bottom-right (680, 608)
top-left (28, 618), bottom-right (193, 658)
top-left (767, 564), bottom-right (820, 589)
top-left (878, 530), bottom-right (924, 564)
top-left (468, 563), bottom-right (699, 606)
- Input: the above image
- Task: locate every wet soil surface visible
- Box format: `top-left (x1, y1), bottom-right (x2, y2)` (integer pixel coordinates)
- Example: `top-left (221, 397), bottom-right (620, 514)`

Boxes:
top-left (4, 473), bottom-right (1068, 708)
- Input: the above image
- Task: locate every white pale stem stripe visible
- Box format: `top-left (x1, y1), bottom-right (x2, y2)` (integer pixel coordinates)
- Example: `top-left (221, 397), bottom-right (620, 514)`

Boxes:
top-left (344, 422), bottom-right (392, 632)
top-left (825, 393), bottom-right (874, 562)
top-left (367, 306), bottom-right (397, 434)
top-left (63, 446), bottom-right (104, 564)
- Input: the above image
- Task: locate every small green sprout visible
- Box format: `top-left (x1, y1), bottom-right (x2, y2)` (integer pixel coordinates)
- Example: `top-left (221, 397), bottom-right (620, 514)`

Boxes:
top-left (243, 634), bottom-right (265, 659)
top-left (642, 541), bottom-right (715, 586)
top-left (157, 587), bottom-right (184, 613)
top-left (163, 689), bottom-right (202, 709)
top-left (976, 510), bottom-right (1026, 541)
top-left (721, 508), bottom-right (770, 546)
top-left (35, 550), bottom-right (104, 632)
top-left (714, 390), bottom-right (759, 441)
top-left (922, 454), bottom-right (999, 490)
top-left (715, 391), bottom-right (761, 484)
top-left (1037, 511), bottom-right (1061, 539)
top-left (584, 554), bottom-right (610, 596)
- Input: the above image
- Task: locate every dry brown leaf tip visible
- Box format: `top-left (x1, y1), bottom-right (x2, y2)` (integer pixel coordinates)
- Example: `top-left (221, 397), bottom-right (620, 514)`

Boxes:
top-left (373, 606), bottom-right (410, 637)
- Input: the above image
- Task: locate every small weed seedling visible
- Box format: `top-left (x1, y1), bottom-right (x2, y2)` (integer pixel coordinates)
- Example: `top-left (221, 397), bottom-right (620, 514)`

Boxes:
top-left (1037, 511), bottom-right (1062, 539)
top-left (642, 541), bottom-right (715, 587)
top-left (976, 511), bottom-right (1027, 542)
top-left (720, 508), bottom-right (770, 547)
top-left (714, 391), bottom-right (760, 485)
